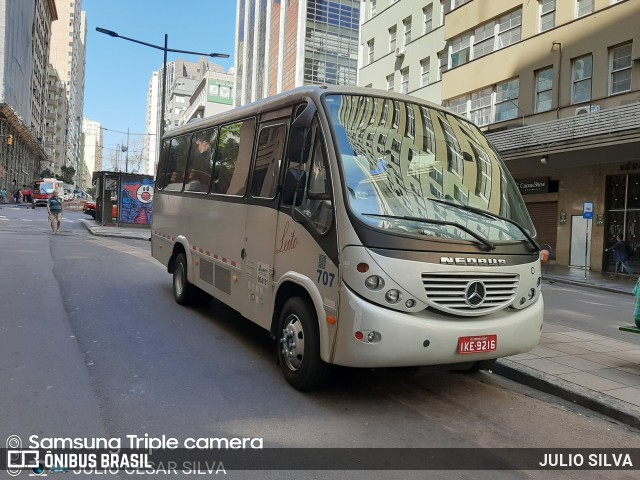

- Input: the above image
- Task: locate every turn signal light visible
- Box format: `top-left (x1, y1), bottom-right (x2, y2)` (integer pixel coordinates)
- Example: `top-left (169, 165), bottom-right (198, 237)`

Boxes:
top-left (356, 263), bottom-right (369, 273)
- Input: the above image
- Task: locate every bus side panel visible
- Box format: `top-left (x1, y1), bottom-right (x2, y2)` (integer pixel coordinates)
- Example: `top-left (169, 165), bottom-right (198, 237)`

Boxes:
top-left (151, 193), bottom-right (181, 269)
top-left (180, 195), bottom-right (247, 313)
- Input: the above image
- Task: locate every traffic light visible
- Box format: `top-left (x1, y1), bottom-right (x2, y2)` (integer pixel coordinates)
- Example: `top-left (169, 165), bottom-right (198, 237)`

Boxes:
top-left (7, 134), bottom-right (13, 146)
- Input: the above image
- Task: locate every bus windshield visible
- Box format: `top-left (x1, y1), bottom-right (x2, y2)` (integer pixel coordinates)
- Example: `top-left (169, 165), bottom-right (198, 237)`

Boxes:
top-left (325, 94), bottom-right (535, 244)
top-left (38, 182), bottom-right (55, 194)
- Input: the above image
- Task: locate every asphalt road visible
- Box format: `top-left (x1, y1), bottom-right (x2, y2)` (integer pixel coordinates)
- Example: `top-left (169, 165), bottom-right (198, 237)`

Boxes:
top-left (1, 206), bottom-right (638, 479)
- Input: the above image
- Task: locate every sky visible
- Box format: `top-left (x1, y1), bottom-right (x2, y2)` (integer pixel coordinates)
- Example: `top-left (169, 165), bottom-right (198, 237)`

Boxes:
top-left (82, 0), bottom-right (237, 172)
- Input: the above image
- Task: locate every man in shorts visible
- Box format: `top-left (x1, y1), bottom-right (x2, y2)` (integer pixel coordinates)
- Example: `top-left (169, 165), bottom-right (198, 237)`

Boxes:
top-left (47, 190), bottom-right (63, 234)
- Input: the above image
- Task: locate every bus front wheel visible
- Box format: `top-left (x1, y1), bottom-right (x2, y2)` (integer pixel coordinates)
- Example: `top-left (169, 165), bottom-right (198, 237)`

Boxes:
top-left (173, 253), bottom-right (211, 306)
top-left (277, 297), bottom-right (330, 391)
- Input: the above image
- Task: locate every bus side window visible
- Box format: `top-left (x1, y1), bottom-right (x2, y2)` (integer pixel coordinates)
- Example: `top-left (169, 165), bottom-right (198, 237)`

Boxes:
top-left (163, 135), bottom-right (190, 192)
top-left (300, 134), bottom-right (333, 235)
top-left (185, 127), bottom-right (217, 193)
top-left (155, 139), bottom-right (172, 190)
top-left (212, 119), bottom-right (256, 196)
top-left (251, 124), bottom-right (286, 199)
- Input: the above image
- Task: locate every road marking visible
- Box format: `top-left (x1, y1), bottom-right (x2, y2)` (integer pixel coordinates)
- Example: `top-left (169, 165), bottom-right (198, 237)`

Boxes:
top-left (21, 219), bottom-right (33, 222)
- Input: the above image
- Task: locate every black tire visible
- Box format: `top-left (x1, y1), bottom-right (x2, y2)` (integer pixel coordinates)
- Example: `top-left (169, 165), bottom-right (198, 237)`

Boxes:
top-left (172, 253), bottom-right (212, 306)
top-left (277, 297), bottom-right (331, 391)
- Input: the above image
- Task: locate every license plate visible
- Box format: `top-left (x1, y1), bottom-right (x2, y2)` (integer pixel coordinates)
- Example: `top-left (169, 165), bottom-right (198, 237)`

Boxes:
top-left (457, 335), bottom-right (497, 354)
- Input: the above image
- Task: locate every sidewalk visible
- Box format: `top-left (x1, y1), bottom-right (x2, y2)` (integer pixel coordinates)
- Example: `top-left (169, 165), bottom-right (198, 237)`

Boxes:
top-left (79, 218), bottom-right (150, 241)
top-left (79, 219), bottom-right (640, 428)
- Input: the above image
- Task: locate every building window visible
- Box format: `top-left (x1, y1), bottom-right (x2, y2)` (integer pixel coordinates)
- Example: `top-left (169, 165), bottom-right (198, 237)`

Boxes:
top-left (370, 0), bottom-right (376, 18)
top-left (610, 42), bottom-right (632, 95)
top-left (389, 26), bottom-right (397, 53)
top-left (403, 17), bottom-right (412, 46)
top-left (494, 79), bottom-right (520, 122)
top-left (420, 58), bottom-right (430, 86)
top-left (540, 0), bottom-right (555, 32)
top-left (449, 9), bottom-right (521, 68)
top-left (469, 88), bottom-right (492, 126)
top-left (437, 51), bottom-right (446, 80)
top-left (367, 40), bottom-right (374, 64)
top-left (451, 33), bottom-right (471, 68)
top-left (576, 0), bottom-right (594, 18)
top-left (423, 4), bottom-right (433, 34)
top-left (446, 78), bottom-right (520, 126)
top-left (473, 21), bottom-right (495, 59)
top-left (387, 74), bottom-right (394, 91)
top-left (401, 68), bottom-right (409, 93)
top-left (535, 67), bottom-right (553, 112)
top-left (497, 9), bottom-right (522, 48)
top-left (572, 54), bottom-right (593, 104)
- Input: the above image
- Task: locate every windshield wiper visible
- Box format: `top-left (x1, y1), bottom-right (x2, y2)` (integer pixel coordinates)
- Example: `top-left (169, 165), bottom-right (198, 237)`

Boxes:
top-left (428, 197), bottom-right (540, 252)
top-left (362, 213), bottom-right (495, 251)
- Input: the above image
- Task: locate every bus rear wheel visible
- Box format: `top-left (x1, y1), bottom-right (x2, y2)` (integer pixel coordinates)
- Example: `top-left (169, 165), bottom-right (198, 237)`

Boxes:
top-left (277, 297), bottom-right (330, 391)
top-left (173, 252), bottom-right (212, 306)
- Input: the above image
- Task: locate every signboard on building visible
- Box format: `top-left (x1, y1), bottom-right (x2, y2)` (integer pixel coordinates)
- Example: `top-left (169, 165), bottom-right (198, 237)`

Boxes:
top-left (207, 79), bottom-right (234, 105)
top-left (517, 177), bottom-right (549, 195)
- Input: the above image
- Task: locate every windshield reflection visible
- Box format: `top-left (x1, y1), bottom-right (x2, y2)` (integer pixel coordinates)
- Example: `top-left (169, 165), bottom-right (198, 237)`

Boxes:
top-left (325, 94), bottom-right (535, 243)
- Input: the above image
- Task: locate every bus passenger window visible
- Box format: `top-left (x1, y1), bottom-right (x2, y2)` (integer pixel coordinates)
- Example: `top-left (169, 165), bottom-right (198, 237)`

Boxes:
top-left (212, 119), bottom-right (256, 196)
top-left (162, 135), bottom-right (190, 192)
top-left (185, 127), bottom-right (217, 193)
top-left (251, 124), bottom-right (286, 199)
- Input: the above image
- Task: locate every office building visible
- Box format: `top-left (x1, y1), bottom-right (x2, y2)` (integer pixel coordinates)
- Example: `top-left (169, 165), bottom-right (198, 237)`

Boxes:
top-left (49, 0), bottom-right (86, 183)
top-left (235, 0), bottom-right (360, 106)
top-left (0, 0), bottom-right (56, 190)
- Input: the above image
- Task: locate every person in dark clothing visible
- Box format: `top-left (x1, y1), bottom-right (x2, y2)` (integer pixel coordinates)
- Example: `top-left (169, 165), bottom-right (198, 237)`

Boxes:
top-left (606, 234), bottom-right (634, 278)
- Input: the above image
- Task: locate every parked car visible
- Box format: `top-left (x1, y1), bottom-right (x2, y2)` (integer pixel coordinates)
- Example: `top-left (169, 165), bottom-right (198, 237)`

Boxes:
top-left (83, 198), bottom-right (117, 220)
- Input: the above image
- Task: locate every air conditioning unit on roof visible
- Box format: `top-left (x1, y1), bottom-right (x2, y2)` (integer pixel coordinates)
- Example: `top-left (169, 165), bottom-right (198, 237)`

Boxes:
top-left (575, 106), bottom-right (590, 115)
top-left (395, 46), bottom-right (406, 57)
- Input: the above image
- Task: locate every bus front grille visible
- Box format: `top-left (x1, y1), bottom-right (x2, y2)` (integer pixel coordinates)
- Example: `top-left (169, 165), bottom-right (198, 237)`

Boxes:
top-left (421, 273), bottom-right (519, 316)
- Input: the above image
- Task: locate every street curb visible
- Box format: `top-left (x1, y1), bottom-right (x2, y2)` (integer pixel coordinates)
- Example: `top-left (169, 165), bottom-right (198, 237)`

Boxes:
top-left (494, 358), bottom-right (640, 429)
top-left (79, 219), bottom-right (150, 241)
top-left (543, 275), bottom-right (633, 296)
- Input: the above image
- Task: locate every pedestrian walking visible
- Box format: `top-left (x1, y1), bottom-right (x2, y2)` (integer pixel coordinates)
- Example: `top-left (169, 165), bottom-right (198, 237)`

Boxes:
top-left (47, 190), bottom-right (63, 234)
top-left (605, 234), bottom-right (634, 278)
top-left (0, 188), bottom-right (6, 204)
top-left (22, 184), bottom-right (33, 205)
top-left (14, 189), bottom-right (21, 204)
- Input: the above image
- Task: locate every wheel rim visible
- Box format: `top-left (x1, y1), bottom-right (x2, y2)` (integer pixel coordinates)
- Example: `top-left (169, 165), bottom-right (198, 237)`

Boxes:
top-left (280, 314), bottom-right (305, 371)
top-left (175, 262), bottom-right (185, 297)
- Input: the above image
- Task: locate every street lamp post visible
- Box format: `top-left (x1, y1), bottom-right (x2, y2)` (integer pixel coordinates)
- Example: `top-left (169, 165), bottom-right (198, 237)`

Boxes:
top-left (95, 27), bottom-right (229, 143)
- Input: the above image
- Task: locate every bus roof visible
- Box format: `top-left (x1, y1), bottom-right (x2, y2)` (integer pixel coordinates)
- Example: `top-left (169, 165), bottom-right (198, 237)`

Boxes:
top-left (162, 85), bottom-right (457, 141)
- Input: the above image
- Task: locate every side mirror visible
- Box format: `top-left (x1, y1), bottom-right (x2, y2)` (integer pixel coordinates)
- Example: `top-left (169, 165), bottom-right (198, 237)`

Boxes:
top-left (282, 168), bottom-right (306, 206)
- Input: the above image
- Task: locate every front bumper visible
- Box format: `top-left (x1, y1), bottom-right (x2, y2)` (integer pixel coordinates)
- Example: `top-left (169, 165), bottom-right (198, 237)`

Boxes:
top-left (332, 286), bottom-right (543, 368)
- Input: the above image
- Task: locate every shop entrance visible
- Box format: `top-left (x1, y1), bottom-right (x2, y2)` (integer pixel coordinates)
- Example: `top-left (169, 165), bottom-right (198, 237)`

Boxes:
top-left (604, 174), bottom-right (640, 272)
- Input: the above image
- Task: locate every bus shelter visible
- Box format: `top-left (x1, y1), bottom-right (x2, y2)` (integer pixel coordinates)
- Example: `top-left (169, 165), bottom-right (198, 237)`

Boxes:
top-left (92, 171), bottom-right (154, 227)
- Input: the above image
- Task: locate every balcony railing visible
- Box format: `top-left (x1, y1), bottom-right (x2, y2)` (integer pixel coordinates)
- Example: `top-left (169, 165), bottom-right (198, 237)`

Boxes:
top-left (486, 102), bottom-right (640, 154)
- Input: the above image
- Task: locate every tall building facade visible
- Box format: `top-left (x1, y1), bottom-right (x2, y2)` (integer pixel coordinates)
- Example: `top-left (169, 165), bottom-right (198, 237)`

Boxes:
top-left (0, 0), bottom-right (56, 191)
top-left (356, 0), bottom-right (640, 273)
top-left (145, 72), bottom-right (159, 176)
top-left (180, 70), bottom-right (235, 124)
top-left (45, 65), bottom-right (68, 176)
top-left (235, 0), bottom-right (360, 107)
top-left (49, 0), bottom-right (85, 184)
top-left (81, 118), bottom-right (102, 189)
top-left (359, 0), bottom-right (446, 105)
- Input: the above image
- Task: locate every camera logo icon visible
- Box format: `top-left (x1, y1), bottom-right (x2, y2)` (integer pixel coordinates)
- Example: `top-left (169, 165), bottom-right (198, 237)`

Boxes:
top-left (6, 435), bottom-right (40, 477)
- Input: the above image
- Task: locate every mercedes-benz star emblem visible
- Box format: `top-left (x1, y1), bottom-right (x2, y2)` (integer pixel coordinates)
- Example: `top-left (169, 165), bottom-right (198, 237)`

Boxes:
top-left (465, 281), bottom-right (486, 307)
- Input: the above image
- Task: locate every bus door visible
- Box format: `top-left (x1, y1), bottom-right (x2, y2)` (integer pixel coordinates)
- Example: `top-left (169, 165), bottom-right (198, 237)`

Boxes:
top-left (241, 119), bottom-right (289, 328)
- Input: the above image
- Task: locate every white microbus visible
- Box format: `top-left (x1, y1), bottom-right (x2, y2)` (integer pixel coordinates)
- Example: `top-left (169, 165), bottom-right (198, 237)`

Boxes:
top-left (152, 86), bottom-right (543, 390)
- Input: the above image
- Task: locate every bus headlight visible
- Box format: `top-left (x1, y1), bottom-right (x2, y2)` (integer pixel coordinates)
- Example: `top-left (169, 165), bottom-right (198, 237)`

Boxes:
top-left (365, 275), bottom-right (385, 291)
top-left (385, 289), bottom-right (401, 304)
